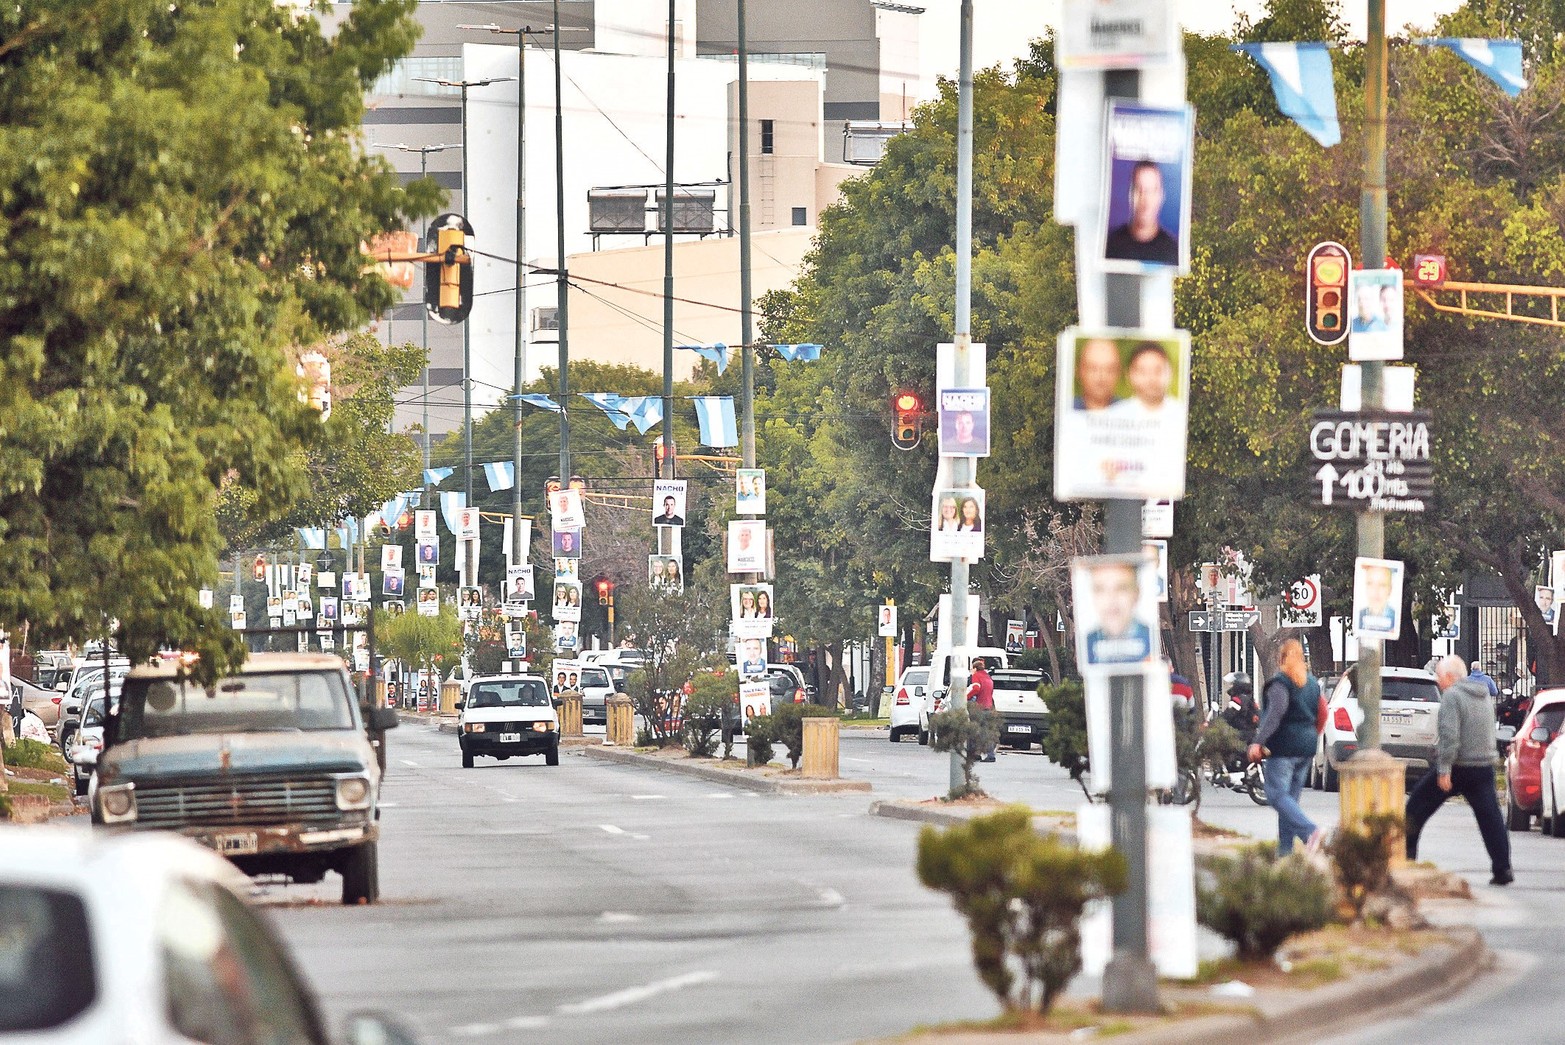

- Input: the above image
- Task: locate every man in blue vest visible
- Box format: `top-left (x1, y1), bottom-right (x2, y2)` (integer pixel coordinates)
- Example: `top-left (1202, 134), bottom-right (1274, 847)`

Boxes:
top-left (1248, 638), bottom-right (1324, 855)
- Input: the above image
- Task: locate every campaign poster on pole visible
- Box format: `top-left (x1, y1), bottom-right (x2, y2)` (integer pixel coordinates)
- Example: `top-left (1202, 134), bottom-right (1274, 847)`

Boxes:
top-left (736, 636), bottom-right (767, 680)
top-left (553, 580), bottom-right (582, 622)
top-left (877, 604), bottom-right (898, 638)
top-left (648, 555), bottom-right (684, 592)
top-left (415, 509), bottom-right (436, 540)
top-left (1142, 499), bottom-right (1174, 538)
top-left (1056, 0), bottom-right (1178, 70)
top-left (739, 679), bottom-right (772, 723)
top-left (730, 583), bottom-right (775, 640)
top-left (505, 565), bottom-right (534, 604)
top-left (551, 528), bottom-right (582, 558)
top-left (938, 388), bottom-right (991, 457)
top-left (1143, 539), bottom-right (1169, 604)
top-left (930, 487), bottom-right (985, 562)
top-left (736, 469), bottom-right (767, 514)
top-left (457, 507), bottom-right (480, 541)
top-left (551, 488), bottom-right (586, 531)
top-left (1352, 556), bottom-right (1404, 641)
top-left (416, 587), bottom-right (439, 616)
top-left (380, 544), bottom-right (402, 572)
top-left (652, 480), bottom-right (687, 528)
top-left (1070, 554), bottom-right (1159, 673)
top-left (1099, 101), bottom-right (1193, 274)
top-left (381, 568), bottom-right (405, 599)
top-left (416, 539), bottom-right (439, 567)
top-left (1347, 269), bottom-right (1404, 361)
top-left (554, 622), bottom-right (579, 653)
top-left (1005, 620), bottom-right (1025, 652)
top-left (727, 520), bottom-right (767, 573)
top-left (1054, 328), bottom-right (1190, 500)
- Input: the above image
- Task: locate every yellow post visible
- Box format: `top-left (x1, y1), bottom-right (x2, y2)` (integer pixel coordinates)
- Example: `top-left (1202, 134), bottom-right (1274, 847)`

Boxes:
top-left (606, 695), bottom-right (635, 746)
top-left (375, 679), bottom-right (388, 708)
top-left (439, 680), bottom-right (461, 715)
top-left (1337, 748), bottom-right (1407, 868)
top-left (802, 716), bottom-right (840, 779)
top-left (559, 692), bottom-right (583, 737)
top-left (884, 597), bottom-right (897, 688)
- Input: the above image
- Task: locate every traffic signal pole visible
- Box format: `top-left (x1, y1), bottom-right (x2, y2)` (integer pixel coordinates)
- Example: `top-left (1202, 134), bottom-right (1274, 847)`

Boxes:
top-left (947, 0), bottom-right (975, 796)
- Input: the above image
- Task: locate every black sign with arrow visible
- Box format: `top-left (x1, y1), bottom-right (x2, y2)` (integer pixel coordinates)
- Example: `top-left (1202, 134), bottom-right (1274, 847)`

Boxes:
top-left (1309, 409), bottom-right (1432, 512)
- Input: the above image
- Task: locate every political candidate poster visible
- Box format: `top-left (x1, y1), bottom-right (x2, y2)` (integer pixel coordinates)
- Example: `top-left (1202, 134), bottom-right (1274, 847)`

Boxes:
top-left (877, 604), bottom-right (898, 638)
top-left (1099, 101), bottom-right (1193, 274)
top-left (736, 469), bottom-right (767, 515)
top-left (1352, 556), bottom-right (1404, 642)
top-left (930, 488), bottom-right (985, 562)
top-left (1071, 554), bottom-right (1159, 674)
top-left (938, 387), bottom-right (991, 457)
top-left (1347, 268), bottom-right (1404, 362)
top-left (550, 488), bottom-right (586, 531)
top-left (652, 479), bottom-right (687, 528)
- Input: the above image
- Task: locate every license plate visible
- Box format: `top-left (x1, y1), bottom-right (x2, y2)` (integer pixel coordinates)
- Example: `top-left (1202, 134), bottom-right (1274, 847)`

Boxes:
top-left (1382, 715), bottom-right (1411, 727)
top-left (1007, 725), bottom-right (1030, 734)
top-left (499, 732), bottom-right (521, 743)
top-left (214, 833), bottom-right (258, 856)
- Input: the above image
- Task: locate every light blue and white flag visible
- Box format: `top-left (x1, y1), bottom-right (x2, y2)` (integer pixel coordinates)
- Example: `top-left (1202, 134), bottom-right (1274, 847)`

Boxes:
top-left (771, 342), bottom-right (823, 362)
top-left (334, 526), bottom-right (349, 552)
top-left (438, 492), bottom-right (467, 535)
top-left (297, 527), bottom-right (327, 550)
top-left (1233, 42), bottom-right (1341, 147)
top-left (482, 461), bottom-right (515, 492)
top-left (578, 393), bottom-right (633, 429)
top-left (423, 466), bottom-right (455, 487)
top-left (616, 396), bottom-right (664, 434)
top-left (677, 343), bottom-right (730, 375)
top-left (692, 396), bottom-right (738, 448)
top-left (1416, 38), bottom-right (1527, 96)
top-left (518, 394), bottom-right (562, 412)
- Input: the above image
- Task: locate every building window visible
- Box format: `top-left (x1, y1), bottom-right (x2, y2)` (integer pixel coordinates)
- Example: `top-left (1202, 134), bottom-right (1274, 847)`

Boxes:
top-left (760, 119), bottom-right (774, 155)
top-left (791, 207), bottom-right (807, 226)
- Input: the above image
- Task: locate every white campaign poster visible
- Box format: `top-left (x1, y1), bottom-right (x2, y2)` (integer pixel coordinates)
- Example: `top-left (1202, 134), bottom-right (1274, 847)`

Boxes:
top-left (415, 509), bottom-right (436, 540)
top-left (1143, 539), bottom-right (1169, 604)
top-left (1099, 101), bottom-right (1193, 274)
top-left (1076, 804), bottom-right (1198, 980)
top-left (727, 520), bottom-right (767, 574)
top-left (1347, 268), bottom-right (1404, 362)
top-left (739, 679), bottom-right (772, 723)
top-left (316, 571), bottom-right (336, 590)
top-left (416, 588), bottom-right (439, 616)
top-left (553, 580), bottom-right (582, 623)
top-left (229, 593), bottom-right (244, 614)
top-left (457, 507), bottom-right (480, 541)
top-left (730, 583), bottom-right (774, 640)
top-left (652, 480), bottom-right (688, 528)
top-left (1352, 556), bottom-right (1404, 642)
top-left (550, 488), bottom-right (586, 531)
top-left (736, 469), bottom-right (767, 515)
top-left (199, 588), bottom-right (213, 609)
top-left (877, 604), bottom-right (898, 638)
top-left (297, 562), bottom-right (313, 588)
top-left (937, 387), bottom-right (991, 458)
top-left (505, 565), bottom-right (534, 604)
top-left (381, 544), bottom-right (401, 571)
top-left (1071, 554), bottom-right (1160, 674)
top-left (1055, 328), bottom-right (1190, 500)
top-left (930, 487), bottom-right (985, 562)
top-left (1142, 499), bottom-right (1174, 538)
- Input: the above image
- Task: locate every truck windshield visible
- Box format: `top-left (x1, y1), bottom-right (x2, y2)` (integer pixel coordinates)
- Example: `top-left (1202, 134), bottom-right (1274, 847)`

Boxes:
top-left (115, 671), bottom-right (355, 740)
top-left (467, 680), bottom-right (551, 708)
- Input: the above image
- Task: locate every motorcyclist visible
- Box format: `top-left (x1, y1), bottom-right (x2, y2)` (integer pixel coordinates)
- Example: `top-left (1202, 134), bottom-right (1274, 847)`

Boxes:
top-left (1221, 671), bottom-right (1259, 745)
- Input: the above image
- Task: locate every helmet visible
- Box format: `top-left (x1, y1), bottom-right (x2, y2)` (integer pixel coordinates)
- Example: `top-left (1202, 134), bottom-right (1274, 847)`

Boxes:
top-left (1226, 671), bottom-right (1251, 692)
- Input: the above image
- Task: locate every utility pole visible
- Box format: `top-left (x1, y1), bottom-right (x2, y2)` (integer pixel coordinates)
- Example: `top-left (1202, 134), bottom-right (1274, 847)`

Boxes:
top-left (661, 0), bottom-right (677, 483)
top-left (553, 0), bottom-right (571, 485)
top-left (737, 0), bottom-right (755, 470)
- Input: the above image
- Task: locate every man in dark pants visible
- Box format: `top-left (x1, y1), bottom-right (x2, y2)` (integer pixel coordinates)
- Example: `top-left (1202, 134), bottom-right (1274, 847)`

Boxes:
top-left (1248, 638), bottom-right (1322, 855)
top-left (1406, 655), bottom-right (1512, 884)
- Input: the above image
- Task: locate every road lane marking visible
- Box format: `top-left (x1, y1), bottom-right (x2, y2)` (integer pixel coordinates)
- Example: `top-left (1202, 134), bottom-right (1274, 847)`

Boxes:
top-left (555, 970), bottom-right (718, 1015)
top-left (707, 793), bottom-right (735, 799)
top-left (599, 911), bottom-right (642, 923)
top-left (600, 824), bottom-right (626, 835)
top-left (503, 1016), bottom-right (550, 1030)
top-left (451, 1023), bottom-right (501, 1037)
top-left (401, 759), bottom-right (421, 767)
top-left (817, 888), bottom-right (846, 907)
top-left (630, 794), bottom-right (666, 800)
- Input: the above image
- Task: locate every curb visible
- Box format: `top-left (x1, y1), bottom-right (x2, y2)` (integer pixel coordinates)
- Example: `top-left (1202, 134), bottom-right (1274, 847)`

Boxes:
top-left (580, 745), bottom-right (872, 795)
top-left (869, 799), bottom-right (1078, 841)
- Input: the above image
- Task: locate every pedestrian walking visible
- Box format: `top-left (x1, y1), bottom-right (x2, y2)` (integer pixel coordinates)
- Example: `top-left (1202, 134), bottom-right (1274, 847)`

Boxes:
top-left (1406, 654), bottom-right (1513, 885)
top-left (1248, 638), bottom-right (1324, 855)
top-left (1467, 659), bottom-right (1500, 698)
top-left (967, 657), bottom-right (996, 763)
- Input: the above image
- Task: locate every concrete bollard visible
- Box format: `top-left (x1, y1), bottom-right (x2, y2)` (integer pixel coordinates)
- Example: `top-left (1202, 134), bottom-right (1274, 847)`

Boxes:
top-left (1338, 748), bottom-right (1407, 868)
top-left (558, 692), bottom-right (583, 737)
top-left (439, 681), bottom-right (461, 715)
top-left (606, 696), bottom-right (635, 746)
top-left (802, 716), bottom-right (840, 779)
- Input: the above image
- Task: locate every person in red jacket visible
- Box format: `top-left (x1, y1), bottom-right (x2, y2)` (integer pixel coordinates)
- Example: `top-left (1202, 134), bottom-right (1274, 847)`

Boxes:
top-left (967, 658), bottom-right (996, 762)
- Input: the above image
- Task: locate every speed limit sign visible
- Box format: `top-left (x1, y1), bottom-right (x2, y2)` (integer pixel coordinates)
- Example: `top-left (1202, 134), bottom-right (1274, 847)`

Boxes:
top-left (1280, 575), bottom-right (1322, 628)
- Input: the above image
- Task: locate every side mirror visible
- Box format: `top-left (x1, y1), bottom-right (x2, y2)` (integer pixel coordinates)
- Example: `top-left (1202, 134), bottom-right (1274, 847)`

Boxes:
top-left (55, 681), bottom-right (68, 692)
top-left (1531, 726), bottom-right (1551, 743)
top-left (368, 707), bottom-right (400, 731)
top-left (343, 1013), bottom-right (422, 1045)
top-left (454, 700), bottom-right (466, 711)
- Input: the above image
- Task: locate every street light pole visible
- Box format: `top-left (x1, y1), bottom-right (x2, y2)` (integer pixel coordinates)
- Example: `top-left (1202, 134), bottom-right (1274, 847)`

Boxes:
top-left (553, 0), bottom-right (571, 484)
top-left (737, 0), bottom-right (755, 471)
top-left (660, 0), bottom-right (677, 482)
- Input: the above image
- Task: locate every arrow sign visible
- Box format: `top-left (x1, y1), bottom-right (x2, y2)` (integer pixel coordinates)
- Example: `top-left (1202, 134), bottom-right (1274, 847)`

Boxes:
top-left (1188, 611), bottom-right (1211, 632)
top-left (1315, 462), bottom-right (1338, 505)
top-left (1222, 609), bottom-right (1261, 630)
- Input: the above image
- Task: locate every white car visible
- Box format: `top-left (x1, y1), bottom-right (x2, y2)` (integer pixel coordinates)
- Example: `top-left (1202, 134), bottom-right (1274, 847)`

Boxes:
top-left (457, 674), bottom-right (560, 768)
top-left (1536, 732), bottom-right (1565, 837)
top-left (888, 666), bottom-right (930, 742)
top-left (65, 687), bottom-right (119, 797)
top-left (991, 668), bottom-right (1051, 750)
top-left (1310, 665), bottom-right (1441, 791)
top-left (0, 828), bottom-right (417, 1044)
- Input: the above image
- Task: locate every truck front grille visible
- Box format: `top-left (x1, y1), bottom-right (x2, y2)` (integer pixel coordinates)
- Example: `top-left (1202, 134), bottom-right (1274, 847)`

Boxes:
top-left (134, 775), bottom-right (339, 829)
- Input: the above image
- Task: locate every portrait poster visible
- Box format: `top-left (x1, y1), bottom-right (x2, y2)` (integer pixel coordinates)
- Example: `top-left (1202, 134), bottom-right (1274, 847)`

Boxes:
top-left (877, 604), bottom-right (898, 638)
top-left (929, 487), bottom-right (985, 562)
top-left (938, 387), bottom-right (991, 458)
top-left (283, 609), bottom-right (296, 627)
top-left (648, 555), bottom-right (684, 592)
top-left (1352, 556), bottom-right (1404, 641)
top-left (230, 611), bottom-right (247, 631)
top-left (736, 636), bottom-right (768, 680)
top-left (379, 544), bottom-right (401, 572)
top-left (652, 479), bottom-right (688, 528)
top-left (1070, 554), bottom-right (1160, 674)
top-left (507, 626), bottom-right (527, 660)
top-left (1099, 101), bottom-right (1193, 274)
top-left (551, 488), bottom-right (586, 532)
top-left (320, 597), bottom-right (339, 623)
top-left (553, 580), bottom-right (582, 622)
top-left (381, 568), bottom-right (405, 598)
top-left (266, 595), bottom-right (282, 619)
top-left (457, 507), bottom-right (480, 541)
top-left (318, 634), bottom-right (334, 652)
top-left (282, 589), bottom-right (299, 613)
top-left (416, 539), bottom-right (439, 566)
top-left (1347, 269), bottom-right (1404, 362)
top-left (736, 469), bottom-right (767, 515)
top-left (554, 622), bottom-right (579, 653)
top-left (731, 583), bottom-right (775, 640)
top-left (1054, 328), bottom-right (1190, 500)
top-left (417, 563), bottom-right (436, 589)
top-left (554, 557), bottom-right (579, 581)
top-left (458, 586), bottom-right (483, 621)
top-left (506, 565), bottom-right (535, 604)
top-left (199, 588), bottom-right (214, 610)
top-left (552, 528), bottom-right (582, 558)
top-left (1143, 539), bottom-right (1169, 604)
top-left (1005, 620), bottom-right (1025, 652)
top-left (229, 593), bottom-right (244, 614)
top-left (415, 509), bottom-right (436, 540)
top-left (296, 563), bottom-right (313, 588)
top-left (727, 520), bottom-right (767, 574)
top-left (416, 587), bottom-right (439, 617)
top-left (739, 679), bottom-right (772, 723)
top-left (341, 602), bottom-right (364, 627)
top-left (383, 601), bottom-right (404, 618)
top-left (297, 595), bottom-right (314, 619)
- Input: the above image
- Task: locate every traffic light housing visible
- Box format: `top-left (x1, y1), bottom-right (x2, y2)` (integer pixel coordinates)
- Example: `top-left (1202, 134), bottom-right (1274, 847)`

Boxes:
top-left (892, 390), bottom-right (922, 451)
top-left (597, 580), bottom-right (612, 606)
top-left (1305, 241), bottom-right (1351, 346)
top-left (252, 554), bottom-right (267, 582)
top-left (424, 213), bottom-right (474, 325)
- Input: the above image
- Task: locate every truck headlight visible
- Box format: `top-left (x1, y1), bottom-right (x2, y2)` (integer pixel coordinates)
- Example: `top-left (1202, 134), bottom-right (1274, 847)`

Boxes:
top-left (464, 722), bottom-right (485, 733)
top-left (335, 776), bottom-right (372, 811)
top-left (532, 721), bottom-right (549, 733)
top-left (99, 783), bottom-right (137, 823)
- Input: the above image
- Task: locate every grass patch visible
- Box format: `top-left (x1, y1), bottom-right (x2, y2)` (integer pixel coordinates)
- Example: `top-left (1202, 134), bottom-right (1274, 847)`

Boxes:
top-left (5, 779), bottom-right (70, 804)
top-left (3, 739), bottom-right (69, 774)
top-left (904, 1004), bottom-right (1135, 1037)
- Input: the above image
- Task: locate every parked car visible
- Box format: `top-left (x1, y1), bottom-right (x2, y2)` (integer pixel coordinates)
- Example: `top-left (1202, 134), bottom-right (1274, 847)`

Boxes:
top-left (1504, 687), bottom-right (1565, 831)
top-left (456, 675), bottom-right (560, 767)
top-left (9, 677), bottom-right (63, 730)
top-left (0, 827), bottom-right (418, 1044)
top-left (575, 664), bottom-right (615, 726)
top-left (990, 668), bottom-right (1052, 750)
top-left (54, 661), bottom-right (130, 749)
top-left (1310, 665), bottom-right (1441, 792)
top-left (888, 667), bottom-right (930, 742)
top-left (1535, 732), bottom-right (1565, 837)
top-left (920, 646), bottom-right (1010, 746)
top-left (90, 653), bottom-right (395, 906)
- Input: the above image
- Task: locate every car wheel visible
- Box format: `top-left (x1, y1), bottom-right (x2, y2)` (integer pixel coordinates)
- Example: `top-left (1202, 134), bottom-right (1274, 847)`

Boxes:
top-left (1552, 802), bottom-right (1565, 839)
top-left (917, 722), bottom-right (929, 746)
top-left (340, 842), bottom-right (380, 905)
top-left (72, 766), bottom-right (88, 797)
top-left (1322, 760), bottom-right (1340, 793)
top-left (1506, 789), bottom-right (1531, 832)
top-left (462, 748), bottom-right (474, 769)
top-left (546, 742), bottom-right (560, 767)
top-left (889, 727), bottom-right (901, 744)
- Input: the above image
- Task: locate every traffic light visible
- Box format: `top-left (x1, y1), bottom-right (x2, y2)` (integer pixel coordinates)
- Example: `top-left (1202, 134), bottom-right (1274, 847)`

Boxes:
top-left (424, 213), bottom-right (474, 325)
top-left (1305, 241), bottom-right (1351, 346)
top-left (892, 390), bottom-right (923, 451)
top-left (396, 508), bottom-right (413, 531)
top-left (597, 580), bottom-right (612, 606)
top-left (252, 554), bottom-right (267, 582)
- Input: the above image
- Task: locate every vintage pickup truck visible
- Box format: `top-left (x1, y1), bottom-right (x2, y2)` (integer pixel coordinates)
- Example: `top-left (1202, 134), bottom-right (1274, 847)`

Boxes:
top-left (88, 653), bottom-right (397, 905)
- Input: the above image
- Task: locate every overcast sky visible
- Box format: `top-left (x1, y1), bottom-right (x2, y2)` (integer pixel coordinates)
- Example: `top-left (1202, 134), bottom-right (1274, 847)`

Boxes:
top-left (913, 1), bottom-right (1467, 97)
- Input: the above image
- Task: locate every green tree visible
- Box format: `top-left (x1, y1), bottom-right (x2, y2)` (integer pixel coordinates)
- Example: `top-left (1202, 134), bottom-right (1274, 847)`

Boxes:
top-left (0, 0), bottom-right (438, 682)
top-left (376, 605), bottom-right (464, 681)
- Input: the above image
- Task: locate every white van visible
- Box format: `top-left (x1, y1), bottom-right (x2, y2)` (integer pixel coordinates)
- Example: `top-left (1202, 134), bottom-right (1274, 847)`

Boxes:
top-left (918, 646), bottom-right (1010, 745)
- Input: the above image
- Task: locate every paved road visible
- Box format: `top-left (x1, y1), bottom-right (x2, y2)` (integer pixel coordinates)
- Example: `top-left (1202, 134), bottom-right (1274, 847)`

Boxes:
top-left (260, 722), bottom-right (1561, 1043)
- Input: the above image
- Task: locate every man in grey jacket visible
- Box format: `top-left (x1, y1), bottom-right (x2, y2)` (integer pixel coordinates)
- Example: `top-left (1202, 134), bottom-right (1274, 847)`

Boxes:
top-left (1405, 655), bottom-right (1512, 885)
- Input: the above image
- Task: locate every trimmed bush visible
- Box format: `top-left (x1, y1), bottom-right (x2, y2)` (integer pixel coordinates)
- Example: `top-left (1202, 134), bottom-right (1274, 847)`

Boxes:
top-left (771, 702), bottom-right (835, 768)
top-left (1040, 680), bottom-right (1088, 777)
top-left (917, 807), bottom-right (1126, 1014)
top-left (929, 706), bottom-right (1002, 798)
top-left (1327, 812), bottom-right (1404, 921)
top-left (745, 714), bottom-right (776, 766)
top-left (1197, 846), bottom-right (1333, 959)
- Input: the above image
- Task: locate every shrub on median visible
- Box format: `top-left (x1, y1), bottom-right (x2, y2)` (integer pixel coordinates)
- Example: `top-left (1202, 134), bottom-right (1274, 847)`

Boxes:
top-left (681, 671), bottom-right (735, 758)
top-left (745, 714), bottom-right (776, 766)
top-left (1197, 845), bottom-right (1333, 959)
top-left (917, 806), bottom-right (1127, 1015)
top-left (929, 705), bottom-right (1002, 799)
top-left (1327, 812), bottom-right (1404, 921)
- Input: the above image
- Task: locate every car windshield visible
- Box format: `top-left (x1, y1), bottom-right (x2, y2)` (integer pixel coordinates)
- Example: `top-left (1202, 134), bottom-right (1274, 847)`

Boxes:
top-left (0, 885), bottom-right (96, 1032)
top-left (115, 671), bottom-right (356, 740)
top-left (467, 680), bottom-right (551, 708)
top-left (991, 671), bottom-right (1043, 689)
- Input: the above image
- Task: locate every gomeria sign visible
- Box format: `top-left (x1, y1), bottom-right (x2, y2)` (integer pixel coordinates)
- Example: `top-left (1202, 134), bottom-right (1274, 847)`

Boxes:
top-left (1309, 410), bottom-right (1432, 512)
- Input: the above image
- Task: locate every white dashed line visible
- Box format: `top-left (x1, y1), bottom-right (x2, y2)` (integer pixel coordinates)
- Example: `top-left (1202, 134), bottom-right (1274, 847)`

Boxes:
top-left (599, 911), bottom-right (642, 923)
top-left (555, 970), bottom-right (718, 1015)
top-left (600, 824), bottom-right (626, 835)
top-left (707, 793), bottom-right (735, 799)
top-left (630, 794), bottom-right (666, 800)
top-left (451, 1023), bottom-right (501, 1037)
top-left (503, 1016), bottom-right (550, 1030)
top-left (400, 759), bottom-right (421, 767)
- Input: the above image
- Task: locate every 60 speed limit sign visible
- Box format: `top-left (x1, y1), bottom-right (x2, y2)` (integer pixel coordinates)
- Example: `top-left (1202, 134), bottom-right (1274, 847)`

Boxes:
top-left (1281, 575), bottom-right (1322, 628)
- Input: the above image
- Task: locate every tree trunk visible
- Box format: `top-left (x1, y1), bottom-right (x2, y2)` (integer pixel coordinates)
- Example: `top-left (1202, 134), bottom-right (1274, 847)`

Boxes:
top-left (828, 639), bottom-right (850, 709)
top-left (1497, 565), bottom-right (1562, 689)
top-left (1305, 619), bottom-right (1334, 678)
top-left (1167, 567), bottom-right (1206, 701)
top-left (1030, 599), bottom-right (1063, 682)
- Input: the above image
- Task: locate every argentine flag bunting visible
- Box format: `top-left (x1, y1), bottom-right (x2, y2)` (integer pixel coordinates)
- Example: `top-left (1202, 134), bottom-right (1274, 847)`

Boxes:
top-left (692, 396), bottom-right (739, 448)
top-left (771, 342), bottom-right (823, 362)
top-left (615, 396), bottom-right (664, 434)
top-left (1417, 38), bottom-right (1527, 97)
top-left (297, 527), bottom-right (327, 550)
top-left (1233, 42), bottom-right (1341, 147)
top-left (438, 492), bottom-right (467, 535)
top-left (483, 461), bottom-right (516, 492)
top-left (578, 393), bottom-right (633, 429)
top-left (518, 394), bottom-right (561, 412)
top-left (676, 343), bottom-right (730, 375)
top-left (423, 466), bottom-right (455, 487)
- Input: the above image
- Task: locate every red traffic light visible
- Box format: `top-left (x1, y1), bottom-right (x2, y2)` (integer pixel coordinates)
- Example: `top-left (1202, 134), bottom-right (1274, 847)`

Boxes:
top-left (396, 509), bottom-right (412, 530)
top-left (895, 392), bottom-right (921, 412)
top-left (596, 579), bottom-right (612, 605)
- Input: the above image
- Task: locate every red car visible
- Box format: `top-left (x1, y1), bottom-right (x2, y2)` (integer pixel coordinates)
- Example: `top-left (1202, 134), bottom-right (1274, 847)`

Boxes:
top-left (1504, 688), bottom-right (1565, 830)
